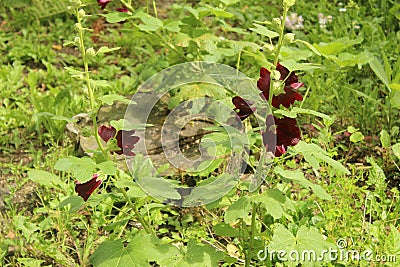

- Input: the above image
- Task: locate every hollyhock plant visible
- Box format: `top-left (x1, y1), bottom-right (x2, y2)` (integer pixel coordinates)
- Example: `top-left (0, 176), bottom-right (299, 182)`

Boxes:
top-left (75, 174), bottom-right (102, 201)
top-left (232, 63), bottom-right (304, 156)
top-left (98, 125), bottom-right (139, 156)
top-left (97, 0), bottom-right (111, 10)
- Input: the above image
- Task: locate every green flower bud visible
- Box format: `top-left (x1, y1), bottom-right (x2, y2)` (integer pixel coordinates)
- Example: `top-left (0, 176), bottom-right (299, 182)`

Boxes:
top-left (74, 23), bottom-right (82, 32)
top-left (74, 37), bottom-right (81, 47)
top-left (86, 47), bottom-right (96, 57)
top-left (273, 17), bottom-right (281, 26)
top-left (78, 9), bottom-right (86, 19)
top-left (283, 33), bottom-right (295, 44)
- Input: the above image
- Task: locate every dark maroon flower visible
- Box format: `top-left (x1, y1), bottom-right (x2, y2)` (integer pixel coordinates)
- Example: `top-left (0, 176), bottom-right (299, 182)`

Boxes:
top-left (98, 125), bottom-right (116, 142)
top-left (98, 125), bottom-right (139, 156)
top-left (276, 63), bottom-right (299, 86)
top-left (97, 0), bottom-right (111, 10)
top-left (232, 96), bottom-right (255, 120)
top-left (75, 174), bottom-right (102, 201)
top-left (116, 6), bottom-right (128, 12)
top-left (257, 65), bottom-right (304, 108)
top-left (262, 116), bottom-right (300, 156)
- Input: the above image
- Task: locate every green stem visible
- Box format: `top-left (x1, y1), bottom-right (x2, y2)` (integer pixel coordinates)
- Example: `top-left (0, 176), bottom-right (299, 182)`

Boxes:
top-left (152, 0), bottom-right (158, 18)
top-left (246, 202), bottom-right (258, 267)
top-left (120, 188), bottom-right (155, 235)
top-left (76, 12), bottom-right (107, 158)
top-left (269, 4), bottom-right (288, 109)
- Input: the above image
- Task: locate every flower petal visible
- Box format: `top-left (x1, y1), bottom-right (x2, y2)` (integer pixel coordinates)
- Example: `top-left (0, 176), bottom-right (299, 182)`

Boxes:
top-left (98, 125), bottom-right (117, 142)
top-left (75, 174), bottom-right (102, 201)
top-left (232, 96), bottom-right (255, 120)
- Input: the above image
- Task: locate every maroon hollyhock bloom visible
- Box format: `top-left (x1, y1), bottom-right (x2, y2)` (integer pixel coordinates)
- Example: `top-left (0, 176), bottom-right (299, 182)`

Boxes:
top-left (97, 0), bottom-right (111, 10)
top-left (262, 116), bottom-right (300, 156)
top-left (232, 96), bottom-right (255, 120)
top-left (257, 65), bottom-right (304, 108)
top-left (116, 6), bottom-right (128, 12)
top-left (98, 125), bottom-right (139, 156)
top-left (75, 174), bottom-right (102, 201)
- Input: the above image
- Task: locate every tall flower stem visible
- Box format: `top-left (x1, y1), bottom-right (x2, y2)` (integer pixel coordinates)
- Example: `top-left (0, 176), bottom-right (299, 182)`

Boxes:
top-left (245, 202), bottom-right (259, 267)
top-left (269, 2), bottom-right (289, 109)
top-left (75, 10), bottom-right (107, 158)
top-left (120, 188), bottom-right (155, 235)
top-left (73, 5), bottom-right (154, 236)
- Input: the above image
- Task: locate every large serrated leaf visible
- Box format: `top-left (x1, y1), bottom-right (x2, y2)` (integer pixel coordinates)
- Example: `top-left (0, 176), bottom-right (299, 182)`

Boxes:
top-left (90, 233), bottom-right (179, 267)
top-left (224, 196), bottom-right (251, 223)
top-left (27, 170), bottom-right (63, 188)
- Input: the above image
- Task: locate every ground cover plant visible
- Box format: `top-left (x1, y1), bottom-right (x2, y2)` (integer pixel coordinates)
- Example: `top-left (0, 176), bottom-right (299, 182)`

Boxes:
top-left (0, 0), bottom-right (400, 266)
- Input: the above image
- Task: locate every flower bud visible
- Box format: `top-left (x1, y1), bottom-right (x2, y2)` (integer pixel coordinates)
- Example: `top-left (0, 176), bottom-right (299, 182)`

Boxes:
top-left (78, 9), bottom-right (86, 19)
top-left (283, 33), bottom-right (295, 44)
top-left (283, 0), bottom-right (295, 8)
top-left (74, 23), bottom-right (82, 32)
top-left (86, 47), bottom-right (96, 57)
top-left (272, 17), bottom-right (281, 26)
top-left (74, 37), bottom-right (81, 47)
top-left (67, 6), bottom-right (75, 14)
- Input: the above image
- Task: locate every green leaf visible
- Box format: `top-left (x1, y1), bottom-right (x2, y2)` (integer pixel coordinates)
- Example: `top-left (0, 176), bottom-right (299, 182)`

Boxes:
top-left (27, 170), bottom-right (63, 188)
top-left (97, 161), bottom-right (117, 175)
top-left (64, 67), bottom-right (83, 76)
top-left (269, 224), bottom-right (336, 265)
top-left (294, 39), bottom-right (321, 56)
top-left (17, 258), bottom-right (46, 267)
top-left (251, 189), bottom-right (294, 219)
top-left (384, 225), bottom-right (400, 259)
top-left (224, 196), bottom-right (251, 223)
top-left (90, 233), bottom-right (179, 267)
top-left (102, 12), bottom-right (131, 23)
top-left (138, 14), bottom-right (163, 31)
top-left (366, 157), bottom-right (386, 193)
top-left (110, 119), bottom-right (148, 131)
top-left (313, 37), bottom-right (363, 56)
top-left (51, 115), bottom-right (76, 123)
top-left (207, 6), bottom-right (234, 18)
top-left (115, 179), bottom-right (147, 198)
top-left (213, 223), bottom-right (241, 237)
top-left (369, 57), bottom-right (390, 89)
top-left (350, 131), bottom-right (364, 143)
top-left (390, 90), bottom-right (400, 109)
top-left (380, 130), bottom-right (391, 148)
top-left (389, 83), bottom-right (400, 91)
top-left (99, 94), bottom-right (133, 105)
top-left (164, 21), bottom-right (183, 32)
top-left (96, 46), bottom-right (121, 55)
top-left (391, 143), bottom-right (400, 160)
top-left (250, 24), bottom-right (279, 39)
top-left (274, 167), bottom-right (332, 200)
top-left (165, 240), bottom-right (225, 267)
top-left (292, 141), bottom-right (350, 175)
top-left (280, 59), bottom-right (321, 72)
top-left (137, 176), bottom-right (181, 200)
top-left (274, 107), bottom-right (331, 120)
top-left (219, 0), bottom-right (240, 5)
top-left (54, 156), bottom-right (96, 183)
top-left (58, 196), bottom-right (85, 213)
top-left (90, 79), bottom-right (111, 88)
